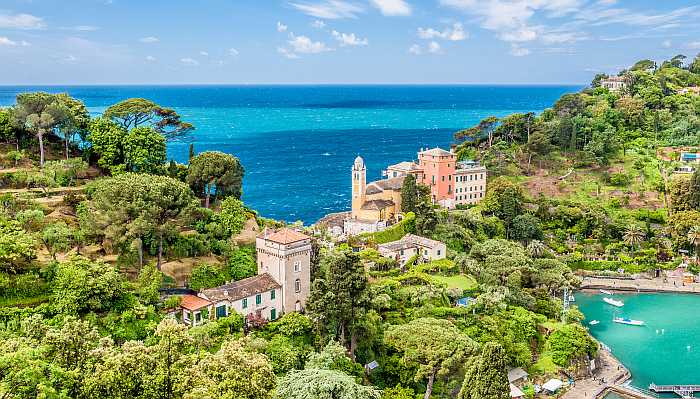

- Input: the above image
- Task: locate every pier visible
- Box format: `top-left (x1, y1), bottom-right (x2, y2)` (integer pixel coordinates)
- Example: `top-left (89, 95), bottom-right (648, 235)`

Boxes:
top-left (649, 383), bottom-right (700, 398)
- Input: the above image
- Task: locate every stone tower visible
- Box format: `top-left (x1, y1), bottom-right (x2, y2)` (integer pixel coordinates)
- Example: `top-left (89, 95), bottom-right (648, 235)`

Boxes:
top-left (256, 228), bottom-right (312, 314)
top-left (351, 155), bottom-right (366, 219)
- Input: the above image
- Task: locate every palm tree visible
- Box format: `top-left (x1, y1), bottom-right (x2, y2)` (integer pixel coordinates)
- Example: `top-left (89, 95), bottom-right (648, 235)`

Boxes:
top-left (527, 240), bottom-right (547, 258)
top-left (623, 224), bottom-right (646, 257)
top-left (688, 226), bottom-right (700, 263)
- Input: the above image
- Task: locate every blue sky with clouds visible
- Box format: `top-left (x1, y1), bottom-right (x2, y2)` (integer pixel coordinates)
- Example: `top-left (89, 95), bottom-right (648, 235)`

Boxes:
top-left (1, 0), bottom-right (699, 85)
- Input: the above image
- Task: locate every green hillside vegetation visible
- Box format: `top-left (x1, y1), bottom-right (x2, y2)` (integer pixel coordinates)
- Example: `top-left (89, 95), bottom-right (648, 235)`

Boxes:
top-left (0, 54), bottom-right (699, 399)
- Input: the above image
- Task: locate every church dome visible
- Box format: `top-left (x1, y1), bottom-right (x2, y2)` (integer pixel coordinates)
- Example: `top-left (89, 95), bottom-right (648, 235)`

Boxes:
top-left (353, 155), bottom-right (365, 170)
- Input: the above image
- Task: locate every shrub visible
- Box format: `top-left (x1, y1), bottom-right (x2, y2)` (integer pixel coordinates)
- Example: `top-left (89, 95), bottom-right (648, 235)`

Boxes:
top-left (189, 263), bottom-right (229, 290)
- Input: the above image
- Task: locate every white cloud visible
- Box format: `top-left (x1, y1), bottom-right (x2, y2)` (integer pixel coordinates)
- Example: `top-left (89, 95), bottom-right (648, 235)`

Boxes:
top-left (370, 0), bottom-right (412, 16)
top-left (277, 21), bottom-right (288, 32)
top-left (139, 36), bottom-right (159, 43)
top-left (510, 44), bottom-right (530, 56)
top-left (428, 41), bottom-right (442, 54)
top-left (662, 40), bottom-right (672, 48)
top-left (180, 57), bottom-right (199, 66)
top-left (229, 48), bottom-right (240, 56)
top-left (200, 51), bottom-right (209, 56)
top-left (408, 44), bottom-right (422, 55)
top-left (499, 27), bottom-right (538, 42)
top-left (290, 0), bottom-right (365, 19)
top-left (0, 13), bottom-right (45, 30)
top-left (311, 20), bottom-right (327, 29)
top-left (63, 54), bottom-right (78, 63)
top-left (73, 25), bottom-right (99, 31)
top-left (146, 55), bottom-right (157, 62)
top-left (0, 37), bottom-right (17, 46)
top-left (0, 37), bottom-right (30, 47)
top-left (278, 47), bottom-right (300, 59)
top-left (332, 30), bottom-right (368, 46)
top-left (288, 34), bottom-right (332, 53)
top-left (418, 23), bottom-right (468, 41)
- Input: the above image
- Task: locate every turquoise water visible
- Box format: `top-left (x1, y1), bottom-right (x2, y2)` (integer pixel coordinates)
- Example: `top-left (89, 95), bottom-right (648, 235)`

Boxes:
top-left (576, 292), bottom-right (700, 394)
top-left (0, 85), bottom-right (579, 223)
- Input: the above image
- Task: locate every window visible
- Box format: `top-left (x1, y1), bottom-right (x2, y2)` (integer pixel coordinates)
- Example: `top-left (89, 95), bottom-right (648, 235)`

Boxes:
top-left (448, 175), bottom-right (452, 181)
top-left (424, 249), bottom-right (428, 256)
top-left (441, 176), bottom-right (445, 182)
top-left (432, 175), bottom-right (435, 184)
top-left (295, 279), bottom-right (301, 293)
top-left (256, 294), bottom-right (262, 305)
top-left (271, 308), bottom-right (277, 320)
top-left (195, 312), bottom-right (202, 323)
top-left (437, 250), bottom-right (441, 256)
top-left (242, 298), bottom-right (248, 309)
top-left (400, 249), bottom-right (404, 255)
top-left (184, 310), bottom-right (191, 321)
top-left (294, 261), bottom-right (301, 272)
top-left (271, 289), bottom-right (276, 300)
top-left (216, 305), bottom-right (227, 318)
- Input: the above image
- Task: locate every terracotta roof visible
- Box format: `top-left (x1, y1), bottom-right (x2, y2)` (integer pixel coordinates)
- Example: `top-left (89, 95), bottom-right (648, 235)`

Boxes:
top-left (378, 234), bottom-right (444, 252)
top-left (419, 147), bottom-right (454, 157)
top-left (361, 199), bottom-right (395, 211)
top-left (201, 273), bottom-right (282, 302)
top-left (180, 294), bottom-right (212, 311)
top-left (366, 176), bottom-right (405, 194)
top-left (260, 228), bottom-right (310, 244)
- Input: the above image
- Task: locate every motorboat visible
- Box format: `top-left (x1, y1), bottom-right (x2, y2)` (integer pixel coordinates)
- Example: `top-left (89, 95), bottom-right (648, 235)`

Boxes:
top-left (600, 289), bottom-right (613, 295)
top-left (589, 320), bottom-right (600, 325)
top-left (603, 297), bottom-right (624, 307)
top-left (613, 317), bottom-right (644, 326)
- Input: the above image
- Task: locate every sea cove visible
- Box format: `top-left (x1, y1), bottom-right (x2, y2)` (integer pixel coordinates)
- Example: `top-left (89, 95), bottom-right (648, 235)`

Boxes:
top-left (576, 292), bottom-right (700, 395)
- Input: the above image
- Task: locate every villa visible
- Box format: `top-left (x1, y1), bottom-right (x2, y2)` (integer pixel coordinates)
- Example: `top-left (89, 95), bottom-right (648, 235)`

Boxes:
top-left (377, 233), bottom-right (446, 266)
top-left (178, 227), bottom-right (311, 326)
top-left (600, 76), bottom-right (626, 92)
top-left (344, 147), bottom-right (488, 235)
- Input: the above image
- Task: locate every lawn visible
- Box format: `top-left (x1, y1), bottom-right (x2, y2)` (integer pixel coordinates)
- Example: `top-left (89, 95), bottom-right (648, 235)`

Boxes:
top-left (430, 274), bottom-right (477, 290)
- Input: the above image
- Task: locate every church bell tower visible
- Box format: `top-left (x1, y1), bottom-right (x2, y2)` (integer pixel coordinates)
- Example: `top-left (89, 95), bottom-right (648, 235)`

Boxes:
top-left (351, 156), bottom-right (366, 219)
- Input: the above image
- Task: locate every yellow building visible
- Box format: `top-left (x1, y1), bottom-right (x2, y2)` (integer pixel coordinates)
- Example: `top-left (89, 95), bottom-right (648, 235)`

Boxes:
top-left (346, 156), bottom-right (404, 234)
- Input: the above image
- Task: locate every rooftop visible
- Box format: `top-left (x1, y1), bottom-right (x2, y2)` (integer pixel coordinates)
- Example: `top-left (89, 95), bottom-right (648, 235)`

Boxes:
top-left (387, 161), bottom-right (422, 172)
top-left (419, 147), bottom-right (454, 157)
top-left (378, 233), bottom-right (444, 252)
top-left (366, 176), bottom-right (405, 194)
top-left (361, 199), bottom-right (396, 211)
top-left (259, 227), bottom-right (310, 244)
top-left (202, 273), bottom-right (282, 302)
top-left (180, 294), bottom-right (212, 311)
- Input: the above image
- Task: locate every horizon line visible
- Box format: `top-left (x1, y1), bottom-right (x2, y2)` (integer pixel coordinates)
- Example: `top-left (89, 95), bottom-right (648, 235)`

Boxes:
top-left (0, 82), bottom-right (588, 87)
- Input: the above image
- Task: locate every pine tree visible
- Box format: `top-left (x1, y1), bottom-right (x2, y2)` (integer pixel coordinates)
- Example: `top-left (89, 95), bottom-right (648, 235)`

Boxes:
top-left (459, 342), bottom-right (510, 399)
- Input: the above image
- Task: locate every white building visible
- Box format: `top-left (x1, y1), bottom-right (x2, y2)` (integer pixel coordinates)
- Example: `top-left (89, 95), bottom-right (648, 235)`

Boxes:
top-left (378, 234), bottom-right (446, 266)
top-left (600, 76), bottom-right (626, 92)
top-left (454, 160), bottom-right (487, 206)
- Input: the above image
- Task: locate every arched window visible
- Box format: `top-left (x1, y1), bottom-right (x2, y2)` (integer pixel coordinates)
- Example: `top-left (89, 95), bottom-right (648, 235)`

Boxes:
top-left (295, 279), bottom-right (301, 293)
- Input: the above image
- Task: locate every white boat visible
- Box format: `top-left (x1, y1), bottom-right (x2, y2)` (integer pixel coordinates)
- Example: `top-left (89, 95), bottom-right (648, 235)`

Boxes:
top-left (603, 297), bottom-right (624, 307)
top-left (600, 289), bottom-right (613, 295)
top-left (613, 317), bottom-right (644, 326)
top-left (589, 320), bottom-right (600, 325)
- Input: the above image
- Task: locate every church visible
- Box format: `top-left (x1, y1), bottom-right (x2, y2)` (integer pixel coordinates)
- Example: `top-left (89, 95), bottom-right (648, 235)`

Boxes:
top-left (344, 155), bottom-right (405, 235)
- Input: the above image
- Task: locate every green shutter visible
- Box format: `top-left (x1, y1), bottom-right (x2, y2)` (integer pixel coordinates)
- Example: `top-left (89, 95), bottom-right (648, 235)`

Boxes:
top-left (242, 298), bottom-right (247, 309)
top-left (256, 294), bottom-right (261, 305)
top-left (271, 308), bottom-right (277, 320)
top-left (271, 289), bottom-right (276, 300)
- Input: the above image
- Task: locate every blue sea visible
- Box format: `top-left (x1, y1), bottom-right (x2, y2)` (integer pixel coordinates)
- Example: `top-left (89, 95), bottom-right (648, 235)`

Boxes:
top-left (0, 85), bottom-right (579, 223)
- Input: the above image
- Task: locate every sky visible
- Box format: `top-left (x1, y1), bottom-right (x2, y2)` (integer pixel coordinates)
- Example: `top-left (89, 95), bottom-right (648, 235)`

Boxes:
top-left (0, 0), bottom-right (699, 85)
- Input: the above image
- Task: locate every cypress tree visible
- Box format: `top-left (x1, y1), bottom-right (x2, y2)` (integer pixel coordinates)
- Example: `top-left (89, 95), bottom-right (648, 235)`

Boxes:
top-left (401, 174), bottom-right (419, 213)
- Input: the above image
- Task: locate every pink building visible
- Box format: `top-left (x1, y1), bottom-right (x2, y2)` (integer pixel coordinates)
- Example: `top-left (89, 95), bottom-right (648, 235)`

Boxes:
top-left (416, 148), bottom-right (456, 204)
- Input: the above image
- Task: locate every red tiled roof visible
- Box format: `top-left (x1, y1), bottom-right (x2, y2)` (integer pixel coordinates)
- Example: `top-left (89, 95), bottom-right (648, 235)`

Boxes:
top-left (180, 294), bottom-right (212, 311)
top-left (260, 228), bottom-right (310, 244)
